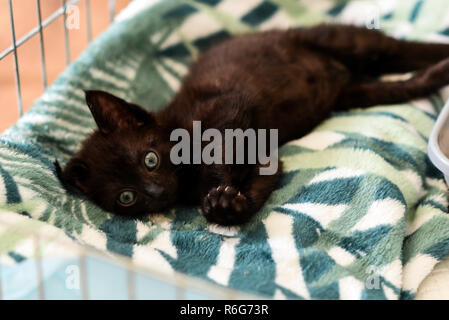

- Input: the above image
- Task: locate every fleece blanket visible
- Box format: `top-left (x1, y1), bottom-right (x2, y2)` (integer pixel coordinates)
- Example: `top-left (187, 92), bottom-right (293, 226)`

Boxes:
top-left (2, 0), bottom-right (449, 300)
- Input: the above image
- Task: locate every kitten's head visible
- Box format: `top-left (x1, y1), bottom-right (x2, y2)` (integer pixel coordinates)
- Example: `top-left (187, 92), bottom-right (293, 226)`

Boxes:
top-left (55, 90), bottom-right (179, 218)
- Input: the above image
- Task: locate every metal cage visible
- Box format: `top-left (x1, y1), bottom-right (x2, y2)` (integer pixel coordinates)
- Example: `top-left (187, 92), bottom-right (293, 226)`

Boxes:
top-left (1, 0), bottom-right (119, 118)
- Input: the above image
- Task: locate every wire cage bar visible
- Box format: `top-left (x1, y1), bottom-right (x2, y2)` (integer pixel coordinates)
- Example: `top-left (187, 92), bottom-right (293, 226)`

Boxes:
top-left (36, 0), bottom-right (48, 89)
top-left (0, 263), bottom-right (3, 300)
top-left (8, 0), bottom-right (23, 117)
top-left (62, 0), bottom-right (71, 65)
top-left (109, 0), bottom-right (116, 24)
top-left (85, 0), bottom-right (92, 42)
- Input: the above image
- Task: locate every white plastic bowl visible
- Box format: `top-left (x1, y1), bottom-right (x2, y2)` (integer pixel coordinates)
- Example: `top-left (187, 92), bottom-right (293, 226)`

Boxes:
top-left (428, 98), bottom-right (449, 185)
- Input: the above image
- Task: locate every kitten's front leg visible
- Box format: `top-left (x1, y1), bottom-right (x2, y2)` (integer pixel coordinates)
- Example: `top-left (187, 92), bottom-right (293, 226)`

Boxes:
top-left (201, 161), bottom-right (282, 226)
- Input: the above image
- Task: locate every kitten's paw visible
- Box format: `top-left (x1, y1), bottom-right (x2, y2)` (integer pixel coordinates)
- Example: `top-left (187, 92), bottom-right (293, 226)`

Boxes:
top-left (201, 186), bottom-right (251, 226)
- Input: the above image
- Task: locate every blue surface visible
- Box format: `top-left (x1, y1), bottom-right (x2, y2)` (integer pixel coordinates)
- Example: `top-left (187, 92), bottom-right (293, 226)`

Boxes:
top-left (1, 255), bottom-right (215, 299)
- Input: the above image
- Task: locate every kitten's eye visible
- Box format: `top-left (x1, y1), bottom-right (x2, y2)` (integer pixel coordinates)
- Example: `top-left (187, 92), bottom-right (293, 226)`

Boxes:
top-left (144, 151), bottom-right (158, 170)
top-left (118, 190), bottom-right (136, 206)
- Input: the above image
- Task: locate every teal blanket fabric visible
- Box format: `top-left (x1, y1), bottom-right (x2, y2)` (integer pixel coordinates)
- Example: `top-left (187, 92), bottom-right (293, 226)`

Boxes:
top-left (2, 0), bottom-right (449, 299)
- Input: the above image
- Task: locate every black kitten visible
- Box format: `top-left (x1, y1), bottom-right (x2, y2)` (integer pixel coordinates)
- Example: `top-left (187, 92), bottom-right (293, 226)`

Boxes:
top-left (56, 24), bottom-right (449, 225)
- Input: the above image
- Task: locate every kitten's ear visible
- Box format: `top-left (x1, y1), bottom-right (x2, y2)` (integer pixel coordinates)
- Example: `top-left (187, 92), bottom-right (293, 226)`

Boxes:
top-left (85, 90), bottom-right (154, 134)
top-left (55, 158), bottom-right (89, 193)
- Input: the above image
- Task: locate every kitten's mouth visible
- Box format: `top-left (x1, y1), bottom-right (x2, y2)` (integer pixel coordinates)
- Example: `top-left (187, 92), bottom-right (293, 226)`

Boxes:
top-left (145, 183), bottom-right (165, 199)
top-left (144, 196), bottom-right (173, 212)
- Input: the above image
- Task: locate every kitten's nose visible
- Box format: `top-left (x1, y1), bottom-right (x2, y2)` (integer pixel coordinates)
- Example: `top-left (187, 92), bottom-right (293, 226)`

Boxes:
top-left (146, 183), bottom-right (164, 198)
